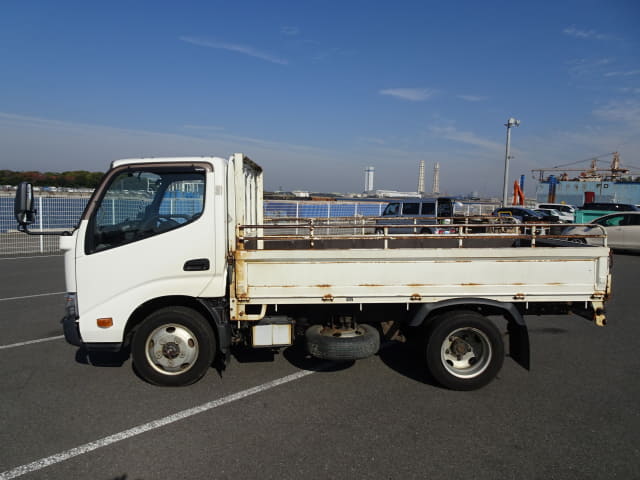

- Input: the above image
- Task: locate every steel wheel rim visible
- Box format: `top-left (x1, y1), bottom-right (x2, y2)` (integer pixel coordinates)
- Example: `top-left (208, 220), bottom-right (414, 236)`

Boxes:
top-left (145, 323), bottom-right (199, 375)
top-left (440, 327), bottom-right (492, 378)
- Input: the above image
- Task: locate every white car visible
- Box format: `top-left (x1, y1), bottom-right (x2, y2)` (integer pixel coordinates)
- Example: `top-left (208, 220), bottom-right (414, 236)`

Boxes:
top-left (563, 212), bottom-right (640, 252)
top-left (537, 203), bottom-right (576, 222)
top-left (534, 208), bottom-right (572, 223)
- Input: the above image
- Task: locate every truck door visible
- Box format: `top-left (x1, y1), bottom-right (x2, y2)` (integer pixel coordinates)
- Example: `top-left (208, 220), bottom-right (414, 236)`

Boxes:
top-left (74, 164), bottom-right (216, 343)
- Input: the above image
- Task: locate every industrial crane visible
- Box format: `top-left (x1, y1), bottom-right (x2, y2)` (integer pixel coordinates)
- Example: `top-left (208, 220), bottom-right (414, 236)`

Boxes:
top-left (531, 152), bottom-right (638, 182)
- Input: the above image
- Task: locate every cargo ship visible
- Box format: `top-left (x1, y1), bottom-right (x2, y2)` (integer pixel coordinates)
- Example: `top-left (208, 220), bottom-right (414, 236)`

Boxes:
top-left (534, 152), bottom-right (640, 206)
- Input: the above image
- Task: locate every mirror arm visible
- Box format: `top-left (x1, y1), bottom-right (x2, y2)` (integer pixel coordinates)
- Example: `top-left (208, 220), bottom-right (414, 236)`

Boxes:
top-left (19, 224), bottom-right (73, 236)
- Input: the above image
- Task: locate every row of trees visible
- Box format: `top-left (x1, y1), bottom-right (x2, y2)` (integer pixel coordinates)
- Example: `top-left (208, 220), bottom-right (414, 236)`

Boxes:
top-left (0, 170), bottom-right (105, 188)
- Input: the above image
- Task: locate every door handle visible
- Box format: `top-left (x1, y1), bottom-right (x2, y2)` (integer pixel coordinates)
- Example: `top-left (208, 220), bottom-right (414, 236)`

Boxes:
top-left (183, 258), bottom-right (210, 271)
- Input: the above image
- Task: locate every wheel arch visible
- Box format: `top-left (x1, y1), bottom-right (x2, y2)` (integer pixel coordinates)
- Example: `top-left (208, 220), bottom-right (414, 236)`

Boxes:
top-left (123, 296), bottom-right (230, 358)
top-left (409, 298), bottom-right (530, 370)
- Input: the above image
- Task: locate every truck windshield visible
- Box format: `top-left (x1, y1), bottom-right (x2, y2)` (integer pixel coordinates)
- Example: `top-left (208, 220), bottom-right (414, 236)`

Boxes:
top-left (86, 168), bottom-right (205, 254)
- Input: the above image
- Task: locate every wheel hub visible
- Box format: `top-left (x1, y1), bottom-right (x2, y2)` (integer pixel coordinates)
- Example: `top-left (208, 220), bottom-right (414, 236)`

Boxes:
top-left (320, 326), bottom-right (364, 338)
top-left (145, 324), bottom-right (199, 375)
top-left (450, 338), bottom-right (471, 359)
top-left (441, 327), bottom-right (492, 379)
top-left (162, 341), bottom-right (181, 359)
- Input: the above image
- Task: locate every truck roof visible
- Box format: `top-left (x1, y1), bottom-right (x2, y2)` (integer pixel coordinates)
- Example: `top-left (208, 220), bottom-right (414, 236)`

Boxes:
top-left (111, 156), bottom-right (227, 169)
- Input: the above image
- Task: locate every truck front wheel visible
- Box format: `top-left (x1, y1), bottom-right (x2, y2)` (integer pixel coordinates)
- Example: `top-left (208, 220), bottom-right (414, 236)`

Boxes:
top-left (131, 307), bottom-right (216, 386)
top-left (423, 311), bottom-right (504, 391)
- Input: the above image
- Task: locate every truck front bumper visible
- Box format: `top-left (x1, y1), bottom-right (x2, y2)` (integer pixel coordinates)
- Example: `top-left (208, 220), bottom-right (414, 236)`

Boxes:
top-left (62, 293), bottom-right (123, 352)
top-left (62, 313), bottom-right (83, 347)
top-left (62, 293), bottom-right (83, 347)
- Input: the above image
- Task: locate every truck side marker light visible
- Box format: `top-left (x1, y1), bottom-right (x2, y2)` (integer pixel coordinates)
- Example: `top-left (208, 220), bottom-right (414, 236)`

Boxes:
top-left (97, 318), bottom-right (113, 328)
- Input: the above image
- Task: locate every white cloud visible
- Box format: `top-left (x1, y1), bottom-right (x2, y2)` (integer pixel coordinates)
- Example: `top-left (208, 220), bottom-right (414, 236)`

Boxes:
top-left (0, 112), bottom-right (369, 192)
top-left (179, 36), bottom-right (288, 65)
top-left (356, 136), bottom-right (386, 146)
top-left (563, 25), bottom-right (610, 40)
top-left (429, 125), bottom-right (503, 151)
top-left (182, 124), bottom-right (225, 132)
top-left (379, 88), bottom-right (438, 102)
top-left (281, 26), bottom-right (300, 36)
top-left (619, 87), bottom-right (640, 94)
top-left (567, 58), bottom-right (614, 77)
top-left (593, 99), bottom-right (640, 126)
top-left (604, 70), bottom-right (640, 77)
top-left (457, 94), bottom-right (488, 102)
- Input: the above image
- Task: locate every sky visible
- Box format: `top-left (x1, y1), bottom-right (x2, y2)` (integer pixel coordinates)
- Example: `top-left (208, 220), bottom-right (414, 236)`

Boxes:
top-left (1, 0), bottom-right (639, 197)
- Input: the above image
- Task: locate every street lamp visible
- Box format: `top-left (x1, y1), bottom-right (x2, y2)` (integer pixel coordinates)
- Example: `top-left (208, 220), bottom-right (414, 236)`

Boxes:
top-left (501, 117), bottom-right (520, 207)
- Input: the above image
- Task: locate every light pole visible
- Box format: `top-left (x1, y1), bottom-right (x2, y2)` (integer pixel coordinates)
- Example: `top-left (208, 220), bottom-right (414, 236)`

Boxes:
top-left (501, 117), bottom-right (520, 207)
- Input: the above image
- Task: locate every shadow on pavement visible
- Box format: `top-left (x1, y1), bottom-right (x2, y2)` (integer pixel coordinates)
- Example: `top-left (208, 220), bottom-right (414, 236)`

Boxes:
top-left (75, 347), bottom-right (129, 367)
top-left (377, 341), bottom-right (440, 388)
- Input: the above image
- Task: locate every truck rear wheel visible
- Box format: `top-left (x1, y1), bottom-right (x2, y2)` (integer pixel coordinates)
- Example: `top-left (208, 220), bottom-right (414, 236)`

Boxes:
top-left (305, 324), bottom-right (380, 361)
top-left (423, 311), bottom-right (504, 391)
top-left (131, 307), bottom-right (216, 386)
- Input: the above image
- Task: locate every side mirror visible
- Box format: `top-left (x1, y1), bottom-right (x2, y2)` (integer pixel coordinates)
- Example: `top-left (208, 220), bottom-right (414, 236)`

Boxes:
top-left (15, 182), bottom-right (36, 225)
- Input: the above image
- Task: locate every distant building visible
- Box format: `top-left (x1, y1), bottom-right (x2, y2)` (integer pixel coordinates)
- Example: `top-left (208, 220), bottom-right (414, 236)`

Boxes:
top-left (364, 166), bottom-right (375, 192)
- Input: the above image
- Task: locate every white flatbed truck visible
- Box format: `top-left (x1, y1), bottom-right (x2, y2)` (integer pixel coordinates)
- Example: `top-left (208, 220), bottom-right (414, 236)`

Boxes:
top-left (14, 154), bottom-right (611, 390)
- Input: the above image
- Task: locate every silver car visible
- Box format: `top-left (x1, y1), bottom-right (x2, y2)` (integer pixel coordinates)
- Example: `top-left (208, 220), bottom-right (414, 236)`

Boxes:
top-left (564, 212), bottom-right (640, 252)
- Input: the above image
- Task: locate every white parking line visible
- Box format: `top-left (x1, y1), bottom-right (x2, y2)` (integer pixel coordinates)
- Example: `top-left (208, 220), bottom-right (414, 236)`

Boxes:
top-left (0, 292), bottom-right (65, 302)
top-left (0, 369), bottom-right (316, 480)
top-left (0, 335), bottom-right (65, 350)
top-left (0, 255), bottom-right (63, 261)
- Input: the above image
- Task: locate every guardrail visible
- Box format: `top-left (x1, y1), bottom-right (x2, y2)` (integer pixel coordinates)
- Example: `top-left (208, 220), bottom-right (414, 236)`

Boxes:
top-left (238, 218), bottom-right (608, 250)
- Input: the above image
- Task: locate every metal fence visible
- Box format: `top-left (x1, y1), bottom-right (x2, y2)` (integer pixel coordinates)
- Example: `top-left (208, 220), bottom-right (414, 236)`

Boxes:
top-left (1, 192), bottom-right (500, 257)
top-left (0, 193), bottom-right (390, 257)
top-left (0, 194), bottom-right (91, 257)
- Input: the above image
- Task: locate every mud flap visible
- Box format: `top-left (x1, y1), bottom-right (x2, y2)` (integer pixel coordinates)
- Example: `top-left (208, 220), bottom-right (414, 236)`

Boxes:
top-left (508, 321), bottom-right (530, 370)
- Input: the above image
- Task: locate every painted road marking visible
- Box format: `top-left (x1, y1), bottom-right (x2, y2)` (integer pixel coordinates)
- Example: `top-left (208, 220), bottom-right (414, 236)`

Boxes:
top-left (0, 369), bottom-right (317, 479)
top-left (0, 255), bottom-right (63, 261)
top-left (0, 292), bottom-right (65, 302)
top-left (0, 335), bottom-right (65, 351)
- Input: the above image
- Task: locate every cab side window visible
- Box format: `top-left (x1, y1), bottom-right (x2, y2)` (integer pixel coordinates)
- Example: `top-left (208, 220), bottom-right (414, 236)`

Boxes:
top-left (383, 203), bottom-right (400, 216)
top-left (87, 169), bottom-right (205, 254)
top-left (421, 203), bottom-right (435, 215)
top-left (402, 203), bottom-right (419, 215)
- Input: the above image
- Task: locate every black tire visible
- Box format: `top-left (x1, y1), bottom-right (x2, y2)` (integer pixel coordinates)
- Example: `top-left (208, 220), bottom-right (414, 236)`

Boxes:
top-left (305, 324), bottom-right (380, 361)
top-left (131, 306), bottom-right (216, 386)
top-left (423, 311), bottom-right (504, 391)
top-left (419, 227), bottom-right (433, 234)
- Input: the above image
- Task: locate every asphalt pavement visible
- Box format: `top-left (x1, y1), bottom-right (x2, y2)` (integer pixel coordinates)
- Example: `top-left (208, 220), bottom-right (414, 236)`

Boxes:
top-left (0, 253), bottom-right (639, 480)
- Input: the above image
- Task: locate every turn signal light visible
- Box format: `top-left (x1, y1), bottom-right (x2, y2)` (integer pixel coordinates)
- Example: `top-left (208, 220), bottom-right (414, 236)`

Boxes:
top-left (97, 318), bottom-right (113, 328)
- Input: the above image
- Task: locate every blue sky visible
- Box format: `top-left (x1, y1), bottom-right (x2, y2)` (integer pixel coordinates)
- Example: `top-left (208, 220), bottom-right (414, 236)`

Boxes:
top-left (1, 0), bottom-right (639, 196)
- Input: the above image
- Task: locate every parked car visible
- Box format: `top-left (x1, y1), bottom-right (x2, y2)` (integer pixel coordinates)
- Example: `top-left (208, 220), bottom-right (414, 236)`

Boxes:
top-left (534, 208), bottom-right (572, 223)
top-left (492, 207), bottom-right (549, 223)
top-left (537, 203), bottom-right (576, 222)
top-left (581, 203), bottom-right (639, 212)
top-left (376, 198), bottom-right (462, 233)
top-left (563, 212), bottom-right (640, 252)
top-left (575, 203), bottom-right (640, 223)
top-left (492, 207), bottom-right (563, 235)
